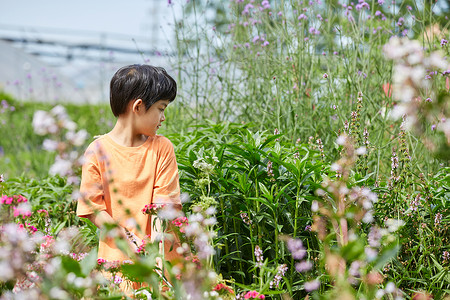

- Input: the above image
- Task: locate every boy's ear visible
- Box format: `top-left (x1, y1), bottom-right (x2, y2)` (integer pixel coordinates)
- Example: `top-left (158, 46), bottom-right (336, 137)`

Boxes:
top-left (131, 99), bottom-right (143, 113)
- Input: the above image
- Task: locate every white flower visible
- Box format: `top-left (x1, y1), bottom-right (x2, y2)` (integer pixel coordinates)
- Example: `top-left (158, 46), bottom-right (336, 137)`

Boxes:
top-left (388, 104), bottom-right (408, 120)
top-left (407, 51), bottom-right (424, 65)
top-left (385, 218), bottom-right (405, 232)
top-left (180, 193), bottom-right (190, 203)
top-left (385, 282), bottom-right (396, 293)
top-left (336, 135), bottom-right (347, 145)
top-left (63, 120), bottom-right (77, 131)
top-left (50, 105), bottom-right (67, 119)
top-left (375, 289), bottom-right (385, 299)
top-left (365, 247), bottom-right (378, 261)
top-left (356, 146), bottom-right (367, 155)
top-left (49, 287), bottom-right (69, 299)
top-left (330, 163), bottom-right (341, 172)
top-left (426, 51), bottom-right (448, 69)
top-left (158, 205), bottom-right (182, 220)
top-left (32, 110), bottom-right (57, 135)
top-left (49, 156), bottom-right (72, 177)
top-left (66, 129), bottom-right (88, 146)
top-left (0, 261), bottom-right (14, 281)
top-left (43, 139), bottom-right (59, 151)
top-left (203, 217), bottom-right (217, 226)
top-left (362, 210), bottom-right (374, 223)
top-left (205, 206), bottom-right (216, 215)
top-left (311, 200), bottom-right (319, 212)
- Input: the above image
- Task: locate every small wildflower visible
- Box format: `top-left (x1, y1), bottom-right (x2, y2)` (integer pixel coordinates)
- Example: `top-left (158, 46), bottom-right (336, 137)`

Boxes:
top-left (267, 161), bottom-right (274, 177)
top-left (304, 279), bottom-right (320, 292)
top-left (443, 251), bottom-right (450, 262)
top-left (240, 211), bottom-right (252, 225)
top-left (309, 27), bottom-right (320, 35)
top-left (255, 245), bottom-right (264, 267)
top-left (323, 73), bottom-right (328, 79)
top-left (435, 213), bottom-right (442, 226)
top-left (441, 39), bottom-right (448, 47)
top-left (270, 264), bottom-right (288, 289)
top-left (113, 274), bottom-right (123, 285)
top-left (295, 260), bottom-right (313, 272)
top-left (298, 14), bottom-right (307, 20)
top-left (287, 238), bottom-right (306, 260)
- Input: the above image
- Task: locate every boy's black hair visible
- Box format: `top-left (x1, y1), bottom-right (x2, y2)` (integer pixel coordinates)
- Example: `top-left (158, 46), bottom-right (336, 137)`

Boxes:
top-left (110, 64), bottom-right (177, 117)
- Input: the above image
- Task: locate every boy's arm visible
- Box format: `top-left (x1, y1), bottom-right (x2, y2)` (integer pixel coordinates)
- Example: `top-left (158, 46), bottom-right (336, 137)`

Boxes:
top-left (77, 144), bottom-right (141, 251)
top-left (86, 211), bottom-right (141, 252)
top-left (152, 137), bottom-right (183, 262)
top-left (152, 137), bottom-right (181, 207)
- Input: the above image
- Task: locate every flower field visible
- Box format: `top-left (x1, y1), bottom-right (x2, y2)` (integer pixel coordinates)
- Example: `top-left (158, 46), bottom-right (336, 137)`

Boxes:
top-left (1, 0), bottom-right (450, 299)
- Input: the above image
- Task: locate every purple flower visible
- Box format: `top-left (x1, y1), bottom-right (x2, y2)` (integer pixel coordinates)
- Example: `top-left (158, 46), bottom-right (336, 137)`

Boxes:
top-left (309, 27), bottom-right (320, 35)
top-left (243, 3), bottom-right (254, 15)
top-left (441, 39), bottom-right (448, 47)
top-left (298, 13), bottom-right (307, 20)
top-left (323, 73), bottom-right (328, 79)
top-left (287, 238), bottom-right (306, 260)
top-left (397, 17), bottom-right (404, 26)
top-left (304, 279), bottom-right (320, 292)
top-left (295, 261), bottom-right (313, 272)
top-left (262, 41), bottom-right (270, 47)
top-left (375, 10), bottom-right (382, 16)
top-left (443, 251), bottom-right (450, 262)
top-left (435, 213), bottom-right (442, 226)
top-left (255, 245), bottom-right (264, 267)
top-left (378, 0), bottom-right (384, 4)
top-left (407, 5), bottom-right (412, 10)
top-left (270, 264), bottom-right (288, 288)
top-left (442, 70), bottom-right (450, 75)
top-left (431, 124), bottom-right (437, 131)
top-left (261, 0), bottom-right (271, 9)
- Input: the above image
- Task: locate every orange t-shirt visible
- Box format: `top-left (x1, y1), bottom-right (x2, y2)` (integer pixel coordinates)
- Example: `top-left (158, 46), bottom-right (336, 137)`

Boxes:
top-left (76, 134), bottom-right (181, 262)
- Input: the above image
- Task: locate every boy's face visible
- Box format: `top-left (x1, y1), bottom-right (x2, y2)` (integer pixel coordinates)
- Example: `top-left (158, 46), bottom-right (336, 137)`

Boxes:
top-left (136, 99), bottom-right (170, 136)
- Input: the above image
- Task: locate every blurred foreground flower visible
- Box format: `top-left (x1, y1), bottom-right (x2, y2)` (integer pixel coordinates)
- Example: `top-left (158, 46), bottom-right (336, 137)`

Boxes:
top-left (32, 105), bottom-right (88, 187)
top-left (383, 36), bottom-right (450, 153)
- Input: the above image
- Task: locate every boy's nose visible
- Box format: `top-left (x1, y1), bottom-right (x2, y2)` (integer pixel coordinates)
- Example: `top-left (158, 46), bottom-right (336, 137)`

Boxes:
top-left (161, 113), bottom-right (165, 122)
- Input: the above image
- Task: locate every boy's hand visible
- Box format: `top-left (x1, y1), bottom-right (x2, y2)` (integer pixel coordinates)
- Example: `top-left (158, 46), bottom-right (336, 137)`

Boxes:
top-left (123, 229), bottom-right (143, 253)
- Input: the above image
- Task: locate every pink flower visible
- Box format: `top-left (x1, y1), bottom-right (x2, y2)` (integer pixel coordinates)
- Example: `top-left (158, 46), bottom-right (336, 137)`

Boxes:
top-left (244, 290), bottom-right (265, 299)
top-left (142, 203), bottom-right (166, 215)
top-left (171, 216), bottom-right (189, 232)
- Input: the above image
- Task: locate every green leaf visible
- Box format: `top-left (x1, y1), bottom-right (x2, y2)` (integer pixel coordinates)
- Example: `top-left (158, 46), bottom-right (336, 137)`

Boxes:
top-left (80, 248), bottom-right (98, 276)
top-left (61, 256), bottom-right (82, 277)
top-left (374, 243), bottom-right (400, 270)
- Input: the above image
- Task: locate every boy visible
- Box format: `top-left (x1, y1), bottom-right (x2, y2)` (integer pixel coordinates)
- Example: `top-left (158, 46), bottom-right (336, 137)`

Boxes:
top-left (76, 64), bottom-right (182, 278)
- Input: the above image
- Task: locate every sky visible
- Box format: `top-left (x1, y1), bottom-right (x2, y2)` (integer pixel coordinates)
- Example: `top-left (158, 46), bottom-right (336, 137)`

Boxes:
top-left (0, 0), bottom-right (179, 103)
top-left (0, 0), bottom-right (175, 42)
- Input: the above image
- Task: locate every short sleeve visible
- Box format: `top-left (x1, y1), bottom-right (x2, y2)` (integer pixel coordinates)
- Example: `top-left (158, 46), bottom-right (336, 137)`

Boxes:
top-left (152, 137), bottom-right (181, 207)
top-left (76, 143), bottom-right (107, 217)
